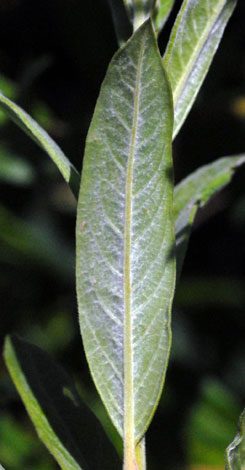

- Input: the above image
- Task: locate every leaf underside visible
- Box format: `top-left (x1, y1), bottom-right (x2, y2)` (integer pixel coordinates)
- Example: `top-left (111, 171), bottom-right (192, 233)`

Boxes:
top-left (226, 408), bottom-right (245, 470)
top-left (0, 91), bottom-right (80, 198)
top-left (76, 20), bottom-right (175, 442)
top-left (174, 154), bottom-right (245, 280)
top-left (4, 335), bottom-right (121, 470)
top-left (164, 0), bottom-right (237, 139)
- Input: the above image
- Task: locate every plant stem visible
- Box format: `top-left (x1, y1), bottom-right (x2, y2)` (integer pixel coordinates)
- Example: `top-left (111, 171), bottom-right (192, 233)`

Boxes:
top-left (124, 441), bottom-right (138, 470)
top-left (135, 438), bottom-right (146, 470)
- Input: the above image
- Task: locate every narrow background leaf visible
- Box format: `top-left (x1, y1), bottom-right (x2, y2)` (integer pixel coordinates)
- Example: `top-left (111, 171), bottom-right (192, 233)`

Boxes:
top-left (76, 20), bottom-right (175, 443)
top-left (153, 0), bottom-right (175, 33)
top-left (226, 409), bottom-right (245, 470)
top-left (4, 335), bottom-right (121, 470)
top-left (107, 0), bottom-right (133, 45)
top-left (0, 92), bottom-right (80, 197)
top-left (163, 0), bottom-right (237, 139)
top-left (131, 0), bottom-right (156, 29)
top-left (174, 154), bottom-right (245, 279)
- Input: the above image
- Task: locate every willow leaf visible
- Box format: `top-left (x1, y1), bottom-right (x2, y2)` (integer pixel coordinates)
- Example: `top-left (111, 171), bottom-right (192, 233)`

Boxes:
top-left (4, 335), bottom-right (121, 470)
top-left (76, 18), bottom-right (175, 450)
top-left (0, 92), bottom-right (80, 197)
top-left (226, 409), bottom-right (245, 470)
top-left (107, 0), bottom-right (133, 45)
top-left (174, 154), bottom-right (245, 279)
top-left (163, 0), bottom-right (237, 139)
top-left (153, 0), bottom-right (175, 33)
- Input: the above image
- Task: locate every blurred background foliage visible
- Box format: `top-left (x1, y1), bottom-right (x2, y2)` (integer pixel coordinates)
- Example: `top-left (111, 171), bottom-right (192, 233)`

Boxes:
top-left (0, 0), bottom-right (244, 469)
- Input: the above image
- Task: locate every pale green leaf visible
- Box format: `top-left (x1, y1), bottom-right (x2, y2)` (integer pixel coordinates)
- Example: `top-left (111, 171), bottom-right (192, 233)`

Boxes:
top-left (153, 0), bottom-right (175, 33)
top-left (107, 0), bottom-right (133, 45)
top-left (226, 409), bottom-right (245, 470)
top-left (0, 92), bottom-right (80, 197)
top-left (174, 154), bottom-right (245, 279)
top-left (76, 19), bottom-right (175, 445)
top-left (163, 0), bottom-right (237, 139)
top-left (0, 464), bottom-right (6, 470)
top-left (4, 335), bottom-right (121, 470)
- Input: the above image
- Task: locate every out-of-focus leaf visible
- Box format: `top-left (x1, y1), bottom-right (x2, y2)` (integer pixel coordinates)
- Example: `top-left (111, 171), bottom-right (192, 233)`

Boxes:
top-left (0, 465), bottom-right (6, 470)
top-left (0, 145), bottom-right (35, 185)
top-left (32, 100), bottom-right (58, 133)
top-left (25, 311), bottom-right (74, 355)
top-left (174, 155), bottom-right (245, 279)
top-left (226, 409), bottom-right (245, 470)
top-left (4, 335), bottom-right (121, 470)
top-left (0, 204), bottom-right (74, 278)
top-left (0, 414), bottom-right (55, 470)
top-left (0, 91), bottom-right (80, 197)
top-left (153, 0), bottom-right (175, 33)
top-left (76, 19), bottom-right (175, 449)
top-left (186, 379), bottom-right (241, 467)
top-left (176, 276), bottom-right (245, 310)
top-left (0, 75), bottom-right (16, 99)
top-left (0, 75), bottom-right (17, 125)
top-left (163, 0), bottom-right (237, 139)
top-left (131, 0), bottom-right (156, 29)
top-left (107, 0), bottom-right (133, 44)
top-left (121, 0), bottom-right (157, 30)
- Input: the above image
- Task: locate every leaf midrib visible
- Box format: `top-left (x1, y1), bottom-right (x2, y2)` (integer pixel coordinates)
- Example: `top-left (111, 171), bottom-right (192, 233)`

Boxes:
top-left (165, 0), bottom-right (226, 107)
top-left (124, 29), bottom-right (146, 450)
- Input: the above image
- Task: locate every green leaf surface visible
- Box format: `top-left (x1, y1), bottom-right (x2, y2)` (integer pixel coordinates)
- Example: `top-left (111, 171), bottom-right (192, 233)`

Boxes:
top-left (174, 155), bottom-right (245, 279)
top-left (107, 0), bottom-right (133, 44)
top-left (163, 0), bottom-right (237, 139)
top-left (226, 409), bottom-right (245, 470)
top-left (0, 91), bottom-right (80, 197)
top-left (76, 20), bottom-right (175, 445)
top-left (153, 0), bottom-right (175, 33)
top-left (4, 335), bottom-right (121, 470)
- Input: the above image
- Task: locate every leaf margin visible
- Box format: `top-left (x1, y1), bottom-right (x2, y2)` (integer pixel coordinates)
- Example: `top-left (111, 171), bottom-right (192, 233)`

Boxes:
top-left (174, 154), bottom-right (245, 279)
top-left (163, 0), bottom-right (237, 139)
top-left (4, 335), bottom-right (83, 470)
top-left (0, 91), bottom-right (80, 198)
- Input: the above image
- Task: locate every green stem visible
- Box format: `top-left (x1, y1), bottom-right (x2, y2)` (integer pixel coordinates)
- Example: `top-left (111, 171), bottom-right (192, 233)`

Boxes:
top-left (135, 438), bottom-right (146, 470)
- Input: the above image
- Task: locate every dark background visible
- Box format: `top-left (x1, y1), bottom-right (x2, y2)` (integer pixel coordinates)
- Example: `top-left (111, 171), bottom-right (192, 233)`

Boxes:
top-left (0, 1), bottom-right (244, 469)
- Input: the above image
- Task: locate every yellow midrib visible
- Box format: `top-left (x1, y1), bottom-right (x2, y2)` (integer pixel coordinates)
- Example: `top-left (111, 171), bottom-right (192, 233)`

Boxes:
top-left (123, 30), bottom-right (146, 469)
